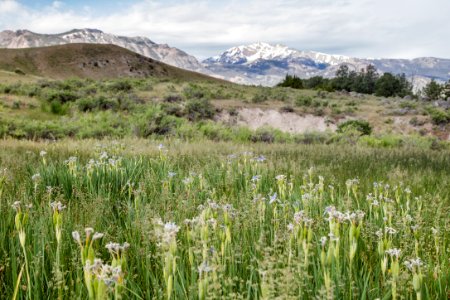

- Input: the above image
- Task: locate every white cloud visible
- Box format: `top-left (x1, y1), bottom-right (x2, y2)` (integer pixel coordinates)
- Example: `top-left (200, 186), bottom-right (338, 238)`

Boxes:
top-left (0, 0), bottom-right (449, 59)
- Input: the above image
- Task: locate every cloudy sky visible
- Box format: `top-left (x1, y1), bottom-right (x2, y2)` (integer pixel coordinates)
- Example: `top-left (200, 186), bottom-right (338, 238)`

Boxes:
top-left (0, 0), bottom-right (449, 59)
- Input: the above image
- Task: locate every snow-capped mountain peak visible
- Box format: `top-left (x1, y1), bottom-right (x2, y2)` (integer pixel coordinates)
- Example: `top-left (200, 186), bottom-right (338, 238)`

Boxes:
top-left (207, 42), bottom-right (296, 65)
top-left (205, 42), bottom-right (352, 66)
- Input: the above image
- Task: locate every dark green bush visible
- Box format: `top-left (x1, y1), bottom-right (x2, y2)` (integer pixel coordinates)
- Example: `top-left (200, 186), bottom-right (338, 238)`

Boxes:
top-left (164, 95), bottom-right (183, 103)
top-left (162, 103), bottom-right (185, 117)
top-left (185, 99), bottom-right (215, 121)
top-left (279, 105), bottom-right (294, 113)
top-left (108, 80), bottom-right (133, 92)
top-left (337, 119), bottom-right (372, 135)
top-left (427, 108), bottom-right (449, 125)
top-left (43, 90), bottom-right (79, 104)
top-left (14, 69), bottom-right (25, 75)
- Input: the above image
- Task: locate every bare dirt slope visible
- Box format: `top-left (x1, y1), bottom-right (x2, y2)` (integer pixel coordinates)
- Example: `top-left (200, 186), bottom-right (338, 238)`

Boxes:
top-left (219, 108), bottom-right (336, 133)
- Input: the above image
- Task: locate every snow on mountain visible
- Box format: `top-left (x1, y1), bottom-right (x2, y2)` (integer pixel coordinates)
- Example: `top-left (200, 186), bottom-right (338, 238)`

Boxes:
top-left (1, 30), bottom-right (449, 89)
top-left (205, 42), bottom-right (351, 66)
top-left (0, 29), bottom-right (205, 72)
top-left (203, 42), bottom-right (450, 87)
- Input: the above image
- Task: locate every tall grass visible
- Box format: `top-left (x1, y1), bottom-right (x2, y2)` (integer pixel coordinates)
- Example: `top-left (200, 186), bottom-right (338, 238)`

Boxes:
top-left (0, 139), bottom-right (449, 299)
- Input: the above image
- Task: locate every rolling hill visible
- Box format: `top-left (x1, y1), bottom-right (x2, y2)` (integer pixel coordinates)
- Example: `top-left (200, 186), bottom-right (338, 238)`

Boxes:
top-left (0, 43), bottom-right (220, 82)
top-left (0, 28), bottom-right (204, 72)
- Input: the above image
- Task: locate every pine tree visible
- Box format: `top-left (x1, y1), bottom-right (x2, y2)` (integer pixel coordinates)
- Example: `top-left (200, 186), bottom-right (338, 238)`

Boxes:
top-left (423, 80), bottom-right (443, 100)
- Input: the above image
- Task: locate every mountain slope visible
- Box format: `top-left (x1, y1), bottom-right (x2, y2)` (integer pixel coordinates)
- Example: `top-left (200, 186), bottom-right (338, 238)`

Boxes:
top-left (203, 43), bottom-right (450, 88)
top-left (0, 44), bottom-right (220, 81)
top-left (0, 28), bottom-right (204, 72)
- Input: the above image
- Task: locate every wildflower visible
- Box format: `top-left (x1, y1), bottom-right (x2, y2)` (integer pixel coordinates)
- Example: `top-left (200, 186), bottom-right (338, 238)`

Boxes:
top-left (92, 232), bottom-right (104, 241)
top-left (385, 227), bottom-right (397, 235)
top-left (404, 257), bottom-right (423, 271)
top-left (385, 248), bottom-right (401, 259)
top-left (66, 156), bottom-right (77, 164)
top-left (375, 229), bottom-right (383, 238)
top-left (255, 155), bottom-right (266, 163)
top-left (328, 232), bottom-right (339, 242)
top-left (293, 211), bottom-right (305, 224)
top-left (207, 201), bottom-right (220, 210)
top-left (269, 192), bottom-right (278, 204)
top-left (302, 193), bottom-right (312, 202)
top-left (50, 201), bottom-right (66, 212)
top-left (40, 150), bottom-right (47, 157)
top-left (85, 227), bottom-right (94, 237)
top-left (105, 242), bottom-right (130, 254)
top-left (31, 173), bottom-right (41, 182)
top-left (251, 175), bottom-right (261, 182)
top-left (198, 261), bottom-right (213, 274)
top-left (227, 154), bottom-right (237, 160)
top-left (72, 231), bottom-right (81, 244)
top-left (158, 144), bottom-right (164, 150)
top-left (410, 225), bottom-right (419, 232)
top-left (222, 204), bottom-right (233, 212)
top-left (320, 236), bottom-right (327, 247)
top-left (164, 222), bottom-right (180, 237)
top-left (182, 177), bottom-right (193, 185)
top-left (168, 171), bottom-right (177, 178)
top-left (431, 227), bottom-right (438, 235)
top-left (275, 175), bottom-right (286, 181)
top-left (11, 201), bottom-right (21, 211)
top-left (287, 223), bottom-right (294, 231)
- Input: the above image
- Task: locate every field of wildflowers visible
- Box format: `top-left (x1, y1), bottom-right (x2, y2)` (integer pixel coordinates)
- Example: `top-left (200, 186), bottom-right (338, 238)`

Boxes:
top-left (0, 139), bottom-right (449, 299)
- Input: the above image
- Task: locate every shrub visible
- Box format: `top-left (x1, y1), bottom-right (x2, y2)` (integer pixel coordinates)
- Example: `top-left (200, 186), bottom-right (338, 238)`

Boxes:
top-left (49, 100), bottom-right (66, 115)
top-left (14, 69), bottom-right (26, 75)
top-left (279, 105), bottom-right (294, 113)
top-left (108, 80), bottom-right (133, 92)
top-left (251, 130), bottom-right (275, 143)
top-left (185, 99), bottom-right (215, 121)
top-left (409, 117), bottom-right (426, 127)
top-left (76, 96), bottom-right (117, 112)
top-left (295, 95), bottom-right (313, 107)
top-left (183, 84), bottom-right (207, 99)
top-left (43, 90), bottom-right (79, 104)
top-left (427, 108), bottom-right (449, 125)
top-left (251, 93), bottom-right (268, 103)
top-left (12, 101), bottom-right (21, 109)
top-left (337, 119), bottom-right (372, 136)
top-left (164, 95), bottom-right (183, 103)
top-left (134, 106), bottom-right (183, 137)
top-left (294, 132), bottom-right (330, 144)
top-left (162, 103), bottom-right (185, 117)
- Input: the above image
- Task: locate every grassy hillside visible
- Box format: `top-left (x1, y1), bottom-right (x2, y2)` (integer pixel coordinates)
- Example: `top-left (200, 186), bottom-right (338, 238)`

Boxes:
top-left (0, 44), bottom-right (221, 82)
top-left (0, 75), bottom-right (449, 148)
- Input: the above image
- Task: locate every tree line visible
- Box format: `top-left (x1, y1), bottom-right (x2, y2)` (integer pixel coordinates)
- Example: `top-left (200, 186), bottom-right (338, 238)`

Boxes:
top-left (278, 64), bottom-right (413, 97)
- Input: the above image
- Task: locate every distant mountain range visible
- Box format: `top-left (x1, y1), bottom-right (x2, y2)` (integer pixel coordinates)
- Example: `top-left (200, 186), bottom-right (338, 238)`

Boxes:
top-left (203, 42), bottom-right (450, 89)
top-left (1, 29), bottom-right (449, 90)
top-left (0, 28), bottom-right (204, 72)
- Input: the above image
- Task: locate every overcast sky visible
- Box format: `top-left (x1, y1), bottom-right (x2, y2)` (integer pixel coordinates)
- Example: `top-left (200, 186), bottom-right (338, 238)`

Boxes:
top-left (0, 0), bottom-right (449, 59)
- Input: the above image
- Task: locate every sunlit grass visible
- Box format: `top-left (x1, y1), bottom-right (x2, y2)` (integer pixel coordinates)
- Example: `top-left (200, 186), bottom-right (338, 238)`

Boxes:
top-left (0, 139), bottom-right (449, 299)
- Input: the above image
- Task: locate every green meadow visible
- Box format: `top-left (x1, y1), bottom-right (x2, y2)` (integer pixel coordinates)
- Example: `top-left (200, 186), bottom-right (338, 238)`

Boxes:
top-left (0, 139), bottom-right (448, 299)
